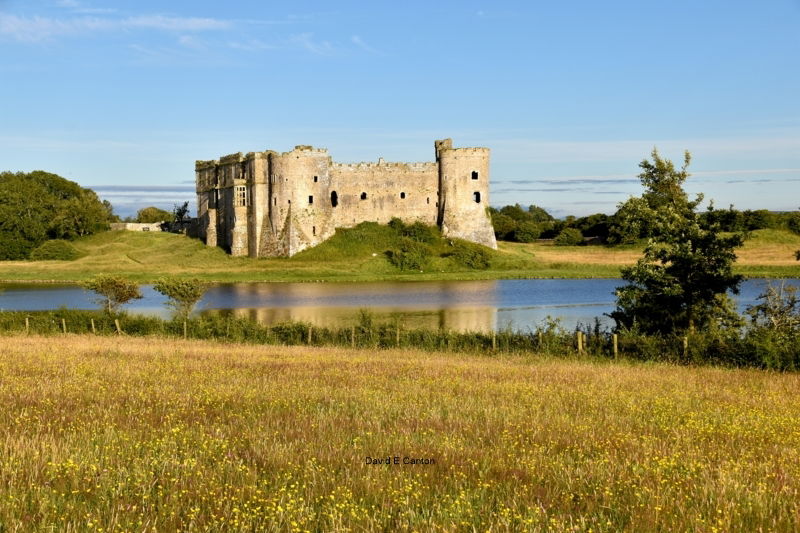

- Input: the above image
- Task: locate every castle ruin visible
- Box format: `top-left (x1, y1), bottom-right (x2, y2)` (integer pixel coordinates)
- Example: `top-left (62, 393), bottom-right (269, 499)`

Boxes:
top-left (195, 138), bottom-right (497, 257)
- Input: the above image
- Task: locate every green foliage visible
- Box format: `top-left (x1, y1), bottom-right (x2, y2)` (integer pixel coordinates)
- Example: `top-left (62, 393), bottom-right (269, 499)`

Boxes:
top-left (172, 201), bottom-right (190, 222)
top-left (153, 277), bottom-right (207, 319)
top-left (136, 206), bottom-right (172, 223)
top-left (81, 275), bottom-right (142, 315)
top-left (513, 221), bottom-right (541, 243)
top-left (448, 240), bottom-right (492, 269)
top-left (554, 227), bottom-right (583, 246)
top-left (788, 211), bottom-right (800, 235)
top-left (29, 240), bottom-right (83, 261)
top-left (0, 171), bottom-right (112, 260)
top-left (490, 204), bottom-right (556, 242)
top-left (388, 237), bottom-right (432, 271)
top-left (610, 149), bottom-right (744, 335)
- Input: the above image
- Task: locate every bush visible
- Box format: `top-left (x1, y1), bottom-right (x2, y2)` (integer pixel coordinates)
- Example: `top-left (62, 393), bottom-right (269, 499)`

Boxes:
top-left (554, 227), bottom-right (583, 246)
top-left (81, 275), bottom-right (142, 315)
top-left (153, 277), bottom-right (207, 319)
top-left (388, 237), bottom-right (432, 271)
top-left (29, 239), bottom-right (83, 261)
top-left (513, 221), bottom-right (541, 243)
top-left (449, 240), bottom-right (491, 269)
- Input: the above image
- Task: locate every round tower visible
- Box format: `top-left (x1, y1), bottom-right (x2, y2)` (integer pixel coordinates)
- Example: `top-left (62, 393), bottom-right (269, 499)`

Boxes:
top-left (436, 139), bottom-right (497, 249)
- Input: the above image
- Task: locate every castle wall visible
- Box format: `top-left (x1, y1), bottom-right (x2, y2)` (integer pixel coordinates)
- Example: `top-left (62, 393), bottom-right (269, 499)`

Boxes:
top-left (195, 138), bottom-right (497, 258)
top-left (329, 161), bottom-right (439, 228)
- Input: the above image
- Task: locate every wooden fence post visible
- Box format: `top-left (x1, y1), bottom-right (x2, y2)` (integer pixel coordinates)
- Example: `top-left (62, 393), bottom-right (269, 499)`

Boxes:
top-left (613, 334), bottom-right (618, 359)
top-left (683, 336), bottom-right (688, 357)
top-left (61, 318), bottom-right (67, 334)
top-left (351, 326), bottom-right (355, 348)
top-left (576, 331), bottom-right (582, 354)
top-left (492, 330), bottom-right (497, 351)
top-left (90, 319), bottom-right (96, 335)
top-left (538, 331), bottom-right (543, 349)
top-left (25, 317), bottom-right (30, 335)
top-left (114, 319), bottom-right (122, 335)
top-left (396, 324), bottom-right (400, 347)
top-left (308, 325), bottom-right (313, 345)
top-left (183, 320), bottom-right (188, 339)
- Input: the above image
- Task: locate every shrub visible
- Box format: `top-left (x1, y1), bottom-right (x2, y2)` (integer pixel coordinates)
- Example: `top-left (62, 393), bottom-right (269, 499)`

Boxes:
top-left (388, 237), bottom-right (432, 271)
top-left (449, 240), bottom-right (491, 269)
top-left (29, 239), bottom-right (83, 261)
top-left (81, 275), bottom-right (142, 315)
top-left (402, 221), bottom-right (438, 243)
top-left (554, 227), bottom-right (583, 246)
top-left (153, 277), bottom-right (207, 319)
top-left (513, 221), bottom-right (541, 243)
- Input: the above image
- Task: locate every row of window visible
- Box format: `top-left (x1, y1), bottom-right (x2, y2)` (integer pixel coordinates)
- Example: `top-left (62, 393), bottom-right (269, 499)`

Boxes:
top-left (228, 186), bottom-right (480, 209)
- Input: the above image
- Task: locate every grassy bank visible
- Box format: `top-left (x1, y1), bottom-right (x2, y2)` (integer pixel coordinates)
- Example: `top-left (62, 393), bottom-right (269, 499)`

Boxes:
top-left (0, 226), bottom-right (798, 283)
top-left (0, 335), bottom-right (798, 531)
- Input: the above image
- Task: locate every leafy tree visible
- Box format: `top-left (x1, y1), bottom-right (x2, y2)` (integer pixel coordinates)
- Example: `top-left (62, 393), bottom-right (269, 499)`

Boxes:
top-left (81, 275), bottom-right (142, 315)
top-left (154, 278), bottom-right (207, 319)
top-left (527, 205), bottom-right (555, 223)
top-left (610, 149), bottom-right (744, 334)
top-left (554, 227), bottom-right (583, 246)
top-left (135, 206), bottom-right (172, 223)
top-left (0, 171), bottom-right (113, 259)
top-left (489, 211), bottom-right (517, 240)
top-left (513, 221), bottom-right (541, 243)
top-left (172, 201), bottom-right (190, 222)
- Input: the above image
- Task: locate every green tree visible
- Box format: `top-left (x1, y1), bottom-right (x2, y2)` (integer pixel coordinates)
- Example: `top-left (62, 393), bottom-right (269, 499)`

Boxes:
top-left (553, 227), bottom-right (583, 246)
top-left (0, 171), bottom-right (113, 260)
top-left (172, 201), bottom-right (190, 222)
top-left (81, 275), bottom-right (142, 315)
top-left (153, 278), bottom-right (207, 319)
top-left (610, 149), bottom-right (744, 334)
top-left (513, 221), bottom-right (541, 243)
top-left (135, 206), bottom-right (172, 223)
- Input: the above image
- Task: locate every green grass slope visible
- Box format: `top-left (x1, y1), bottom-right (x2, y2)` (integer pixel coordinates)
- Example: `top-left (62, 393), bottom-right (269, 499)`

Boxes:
top-left (0, 226), bottom-right (797, 283)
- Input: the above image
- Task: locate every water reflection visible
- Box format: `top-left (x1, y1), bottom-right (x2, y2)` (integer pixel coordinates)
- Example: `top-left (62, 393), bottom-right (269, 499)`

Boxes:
top-left (1, 278), bottom-right (798, 333)
top-left (210, 306), bottom-right (498, 332)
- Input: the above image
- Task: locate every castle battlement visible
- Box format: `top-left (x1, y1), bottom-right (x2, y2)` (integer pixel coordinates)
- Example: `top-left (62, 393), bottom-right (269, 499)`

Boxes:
top-left (195, 138), bottom-right (497, 257)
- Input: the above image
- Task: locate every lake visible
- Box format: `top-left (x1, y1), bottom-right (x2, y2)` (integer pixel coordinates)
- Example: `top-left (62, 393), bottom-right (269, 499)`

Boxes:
top-left (1, 279), bottom-right (797, 332)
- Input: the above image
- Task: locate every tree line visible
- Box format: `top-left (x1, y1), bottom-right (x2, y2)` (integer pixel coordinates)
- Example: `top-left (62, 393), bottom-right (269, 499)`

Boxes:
top-left (490, 199), bottom-right (800, 245)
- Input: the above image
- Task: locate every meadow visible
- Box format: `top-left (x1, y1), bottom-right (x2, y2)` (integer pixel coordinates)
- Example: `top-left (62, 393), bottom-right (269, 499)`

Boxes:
top-left (1, 334), bottom-right (799, 531)
top-left (0, 226), bottom-right (798, 283)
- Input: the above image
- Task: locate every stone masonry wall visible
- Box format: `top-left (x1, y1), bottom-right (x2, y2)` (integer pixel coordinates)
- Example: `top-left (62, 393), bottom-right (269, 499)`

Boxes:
top-left (195, 139), bottom-right (497, 257)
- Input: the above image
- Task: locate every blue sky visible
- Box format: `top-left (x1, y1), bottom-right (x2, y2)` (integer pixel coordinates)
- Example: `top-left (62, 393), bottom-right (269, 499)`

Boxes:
top-left (1, 0), bottom-right (799, 218)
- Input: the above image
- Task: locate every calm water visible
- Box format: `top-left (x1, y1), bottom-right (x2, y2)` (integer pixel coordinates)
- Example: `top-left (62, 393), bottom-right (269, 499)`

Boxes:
top-left (1, 279), bottom-right (797, 332)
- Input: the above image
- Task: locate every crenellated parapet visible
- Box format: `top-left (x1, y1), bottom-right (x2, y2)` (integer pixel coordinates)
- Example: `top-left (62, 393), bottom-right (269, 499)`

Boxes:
top-left (195, 138), bottom-right (496, 257)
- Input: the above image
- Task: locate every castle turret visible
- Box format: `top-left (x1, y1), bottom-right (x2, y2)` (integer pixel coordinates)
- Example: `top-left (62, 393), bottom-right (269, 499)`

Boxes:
top-left (436, 139), bottom-right (497, 249)
top-left (263, 146), bottom-right (333, 256)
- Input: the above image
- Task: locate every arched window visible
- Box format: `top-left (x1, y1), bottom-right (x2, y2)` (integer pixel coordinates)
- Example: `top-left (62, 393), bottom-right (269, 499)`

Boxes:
top-left (360, 192), bottom-right (367, 200)
top-left (473, 191), bottom-right (481, 203)
top-left (330, 191), bottom-right (338, 207)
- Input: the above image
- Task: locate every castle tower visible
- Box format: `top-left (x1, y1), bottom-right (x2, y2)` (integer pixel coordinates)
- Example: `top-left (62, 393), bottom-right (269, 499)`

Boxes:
top-left (435, 139), bottom-right (497, 249)
top-left (263, 146), bottom-right (333, 257)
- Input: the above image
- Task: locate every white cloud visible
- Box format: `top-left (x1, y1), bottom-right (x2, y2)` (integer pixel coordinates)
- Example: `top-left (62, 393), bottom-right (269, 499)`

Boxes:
top-left (0, 13), bottom-right (230, 42)
top-left (228, 38), bottom-right (275, 51)
top-left (351, 35), bottom-right (379, 54)
top-left (289, 32), bottom-right (333, 55)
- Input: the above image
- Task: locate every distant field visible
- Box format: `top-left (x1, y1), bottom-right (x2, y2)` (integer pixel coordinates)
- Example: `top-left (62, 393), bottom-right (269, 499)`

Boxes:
top-left (0, 227), bottom-right (798, 283)
top-left (0, 335), bottom-right (798, 531)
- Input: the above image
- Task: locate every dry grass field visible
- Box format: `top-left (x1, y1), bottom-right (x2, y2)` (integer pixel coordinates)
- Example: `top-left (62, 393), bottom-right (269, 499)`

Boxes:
top-left (1, 335), bottom-right (799, 531)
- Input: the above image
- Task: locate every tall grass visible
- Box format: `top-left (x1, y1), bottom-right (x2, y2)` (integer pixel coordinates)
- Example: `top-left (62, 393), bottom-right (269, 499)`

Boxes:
top-left (2, 309), bottom-right (799, 370)
top-left (0, 335), bottom-right (798, 531)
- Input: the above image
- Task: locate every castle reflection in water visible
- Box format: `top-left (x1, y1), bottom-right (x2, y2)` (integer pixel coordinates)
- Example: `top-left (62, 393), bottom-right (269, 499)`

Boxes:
top-left (204, 306), bottom-right (498, 333)
top-left (199, 280), bottom-right (501, 332)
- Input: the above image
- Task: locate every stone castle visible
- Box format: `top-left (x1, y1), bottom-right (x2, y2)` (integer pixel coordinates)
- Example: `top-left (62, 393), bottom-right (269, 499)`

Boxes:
top-left (195, 138), bottom-right (497, 257)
